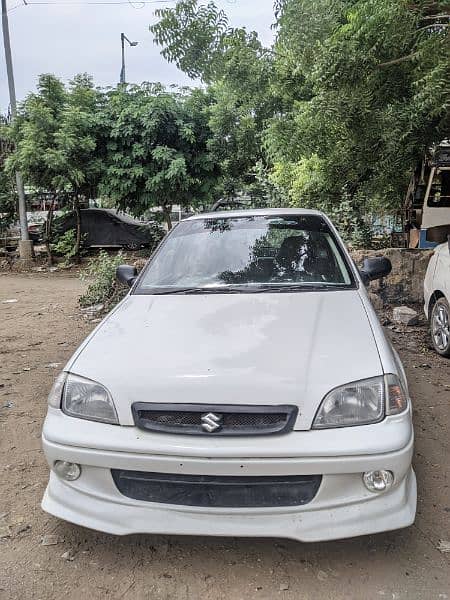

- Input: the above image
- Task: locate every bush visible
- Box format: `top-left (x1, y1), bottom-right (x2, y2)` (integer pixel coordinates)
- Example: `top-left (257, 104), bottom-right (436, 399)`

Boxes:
top-left (51, 229), bottom-right (78, 263)
top-left (329, 198), bottom-right (373, 249)
top-left (79, 250), bottom-right (128, 308)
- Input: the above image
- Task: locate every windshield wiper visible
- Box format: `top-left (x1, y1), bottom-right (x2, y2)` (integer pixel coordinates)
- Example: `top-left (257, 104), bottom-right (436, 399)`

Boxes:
top-left (150, 283), bottom-right (342, 295)
top-left (233, 283), bottom-right (336, 293)
top-left (151, 287), bottom-right (238, 295)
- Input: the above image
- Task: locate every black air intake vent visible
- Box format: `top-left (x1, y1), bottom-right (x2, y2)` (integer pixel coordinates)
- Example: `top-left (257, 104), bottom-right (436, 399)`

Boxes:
top-left (132, 403), bottom-right (298, 436)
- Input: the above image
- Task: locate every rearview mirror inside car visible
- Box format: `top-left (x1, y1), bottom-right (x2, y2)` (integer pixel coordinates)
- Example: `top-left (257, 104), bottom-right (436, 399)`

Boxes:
top-left (116, 264), bottom-right (138, 288)
top-left (360, 257), bottom-right (392, 285)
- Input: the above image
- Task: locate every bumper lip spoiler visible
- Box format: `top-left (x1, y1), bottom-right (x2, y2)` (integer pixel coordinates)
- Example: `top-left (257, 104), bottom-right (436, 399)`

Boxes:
top-left (41, 469), bottom-right (417, 540)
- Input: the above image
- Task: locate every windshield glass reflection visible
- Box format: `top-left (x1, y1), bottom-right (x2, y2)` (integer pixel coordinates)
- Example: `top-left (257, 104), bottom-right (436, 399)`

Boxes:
top-left (137, 215), bottom-right (354, 293)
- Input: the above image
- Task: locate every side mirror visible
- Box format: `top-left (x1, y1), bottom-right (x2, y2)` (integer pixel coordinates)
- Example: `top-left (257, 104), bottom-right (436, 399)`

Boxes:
top-left (360, 256), bottom-right (392, 285)
top-left (116, 264), bottom-right (138, 288)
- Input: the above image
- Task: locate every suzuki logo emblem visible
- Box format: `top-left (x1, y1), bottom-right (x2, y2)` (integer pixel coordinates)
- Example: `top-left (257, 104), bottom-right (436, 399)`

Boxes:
top-left (201, 412), bottom-right (222, 433)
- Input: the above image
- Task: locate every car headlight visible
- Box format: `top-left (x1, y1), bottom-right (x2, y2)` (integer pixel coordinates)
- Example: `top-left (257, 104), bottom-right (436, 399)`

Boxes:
top-left (312, 374), bottom-right (408, 429)
top-left (48, 372), bottom-right (118, 425)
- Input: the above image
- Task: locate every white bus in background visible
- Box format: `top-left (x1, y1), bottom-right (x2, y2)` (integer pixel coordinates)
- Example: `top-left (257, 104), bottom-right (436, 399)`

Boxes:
top-left (405, 142), bottom-right (450, 248)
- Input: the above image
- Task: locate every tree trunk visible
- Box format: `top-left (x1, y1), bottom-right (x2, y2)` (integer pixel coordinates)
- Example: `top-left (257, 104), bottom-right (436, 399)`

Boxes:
top-left (163, 205), bottom-right (173, 230)
top-left (44, 201), bottom-right (54, 266)
top-left (73, 194), bottom-right (82, 263)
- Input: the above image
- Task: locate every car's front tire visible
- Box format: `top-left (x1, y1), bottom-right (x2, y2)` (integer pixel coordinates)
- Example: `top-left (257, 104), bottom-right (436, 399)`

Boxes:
top-left (430, 297), bottom-right (450, 357)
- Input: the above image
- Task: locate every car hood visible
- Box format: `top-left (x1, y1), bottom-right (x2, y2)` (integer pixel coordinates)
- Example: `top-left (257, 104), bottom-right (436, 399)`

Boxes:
top-left (69, 290), bottom-right (383, 429)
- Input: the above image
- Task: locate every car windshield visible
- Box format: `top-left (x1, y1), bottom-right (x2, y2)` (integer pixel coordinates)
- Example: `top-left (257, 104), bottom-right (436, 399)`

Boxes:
top-left (136, 214), bottom-right (354, 294)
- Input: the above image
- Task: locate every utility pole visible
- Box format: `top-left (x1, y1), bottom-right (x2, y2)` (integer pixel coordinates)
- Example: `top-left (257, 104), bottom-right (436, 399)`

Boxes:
top-left (1, 0), bottom-right (33, 259)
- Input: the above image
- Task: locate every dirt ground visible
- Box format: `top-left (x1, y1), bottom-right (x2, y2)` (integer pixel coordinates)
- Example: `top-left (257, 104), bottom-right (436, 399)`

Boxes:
top-left (0, 273), bottom-right (449, 600)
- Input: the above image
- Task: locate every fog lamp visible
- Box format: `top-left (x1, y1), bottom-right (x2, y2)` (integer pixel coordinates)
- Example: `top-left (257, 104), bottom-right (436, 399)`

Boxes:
top-left (363, 470), bottom-right (393, 493)
top-left (53, 461), bottom-right (81, 481)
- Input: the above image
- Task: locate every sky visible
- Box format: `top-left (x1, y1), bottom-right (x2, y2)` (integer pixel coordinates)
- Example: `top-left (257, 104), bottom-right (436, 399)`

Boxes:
top-left (1, 0), bottom-right (275, 112)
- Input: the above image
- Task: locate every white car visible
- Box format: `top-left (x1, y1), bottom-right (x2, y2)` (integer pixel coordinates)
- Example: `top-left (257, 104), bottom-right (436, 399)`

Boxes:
top-left (42, 209), bottom-right (416, 542)
top-left (424, 239), bottom-right (450, 356)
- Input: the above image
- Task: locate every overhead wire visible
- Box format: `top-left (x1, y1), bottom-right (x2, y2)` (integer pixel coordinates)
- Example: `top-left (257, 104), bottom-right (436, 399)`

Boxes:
top-left (8, 0), bottom-right (175, 8)
top-left (126, 0), bottom-right (145, 9)
top-left (7, 1), bottom-right (241, 15)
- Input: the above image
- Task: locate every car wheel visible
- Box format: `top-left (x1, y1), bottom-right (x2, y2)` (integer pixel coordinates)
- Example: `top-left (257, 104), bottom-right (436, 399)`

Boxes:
top-left (430, 297), bottom-right (450, 357)
top-left (125, 242), bottom-right (141, 251)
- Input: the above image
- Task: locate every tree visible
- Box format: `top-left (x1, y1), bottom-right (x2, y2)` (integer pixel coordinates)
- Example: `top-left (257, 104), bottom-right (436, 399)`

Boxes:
top-left (6, 74), bottom-right (66, 260)
top-left (49, 74), bottom-right (105, 257)
top-left (7, 74), bottom-right (66, 193)
top-left (7, 73), bottom-right (105, 261)
top-left (150, 0), bottom-right (230, 83)
top-left (98, 84), bottom-right (220, 228)
top-left (267, 0), bottom-right (450, 216)
top-left (0, 117), bottom-right (17, 233)
top-left (150, 1), bottom-right (279, 200)
top-left (152, 0), bottom-right (449, 229)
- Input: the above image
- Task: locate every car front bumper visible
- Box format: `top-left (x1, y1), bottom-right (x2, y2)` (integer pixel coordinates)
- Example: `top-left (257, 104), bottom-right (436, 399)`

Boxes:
top-left (41, 410), bottom-right (417, 542)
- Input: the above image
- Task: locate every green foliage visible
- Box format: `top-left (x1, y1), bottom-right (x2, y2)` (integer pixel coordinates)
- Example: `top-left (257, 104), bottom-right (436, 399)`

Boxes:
top-left (0, 167), bottom-right (16, 232)
top-left (5, 0), bottom-right (448, 250)
top-left (50, 74), bottom-right (105, 197)
top-left (206, 84), bottom-right (265, 198)
top-left (6, 73), bottom-right (227, 230)
top-left (50, 228), bottom-right (87, 264)
top-left (247, 160), bottom-right (286, 207)
top-left (51, 228), bottom-right (77, 260)
top-left (270, 155), bottom-right (331, 209)
top-left (0, 121), bottom-right (17, 231)
top-left (152, 0), bottom-right (449, 225)
top-left (151, 1), bottom-right (278, 200)
top-left (267, 0), bottom-right (450, 212)
top-left (6, 74), bottom-right (66, 193)
top-left (271, 159), bottom-right (372, 246)
top-left (98, 84), bottom-right (220, 225)
top-left (151, 0), bottom-right (230, 82)
top-left (7, 74), bottom-right (105, 198)
top-left (79, 250), bottom-right (127, 308)
top-left (328, 197), bottom-right (373, 249)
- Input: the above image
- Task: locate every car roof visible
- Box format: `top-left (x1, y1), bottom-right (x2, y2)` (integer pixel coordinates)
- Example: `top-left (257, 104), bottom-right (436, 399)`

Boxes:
top-left (185, 208), bottom-right (325, 220)
top-left (80, 208), bottom-right (144, 225)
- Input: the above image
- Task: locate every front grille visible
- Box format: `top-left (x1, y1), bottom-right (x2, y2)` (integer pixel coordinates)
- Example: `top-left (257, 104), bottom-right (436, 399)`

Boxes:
top-left (131, 403), bottom-right (298, 436)
top-left (140, 411), bottom-right (285, 429)
top-left (111, 470), bottom-right (322, 508)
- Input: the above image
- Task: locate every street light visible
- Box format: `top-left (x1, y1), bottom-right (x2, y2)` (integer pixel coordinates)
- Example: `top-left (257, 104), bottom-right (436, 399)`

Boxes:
top-left (120, 33), bottom-right (138, 85)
